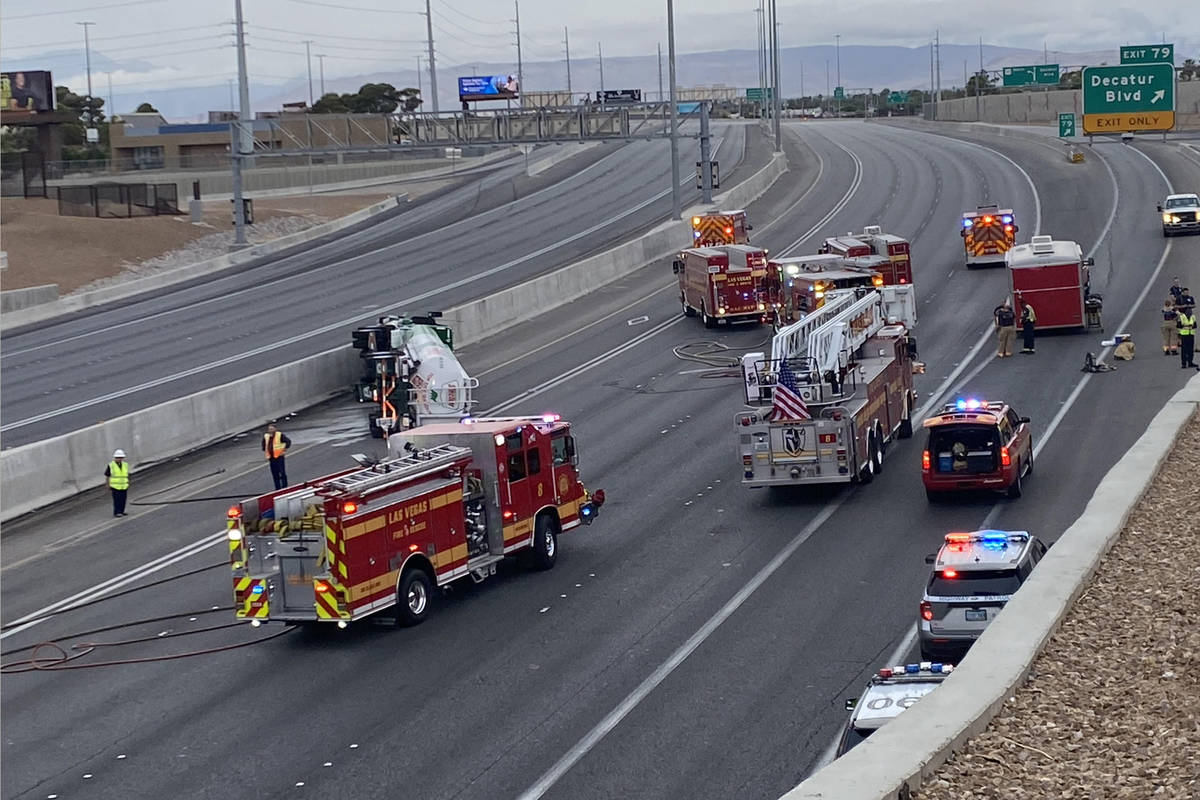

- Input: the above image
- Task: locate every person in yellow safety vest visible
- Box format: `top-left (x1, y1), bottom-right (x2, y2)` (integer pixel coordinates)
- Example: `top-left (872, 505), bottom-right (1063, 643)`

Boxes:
top-left (262, 423), bottom-right (292, 490)
top-left (104, 449), bottom-right (130, 517)
top-left (1176, 303), bottom-right (1198, 370)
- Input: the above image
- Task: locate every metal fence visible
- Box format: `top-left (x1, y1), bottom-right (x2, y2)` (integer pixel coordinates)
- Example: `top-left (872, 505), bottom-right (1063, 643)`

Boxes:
top-left (1, 152), bottom-right (48, 198)
top-left (56, 182), bottom-right (182, 218)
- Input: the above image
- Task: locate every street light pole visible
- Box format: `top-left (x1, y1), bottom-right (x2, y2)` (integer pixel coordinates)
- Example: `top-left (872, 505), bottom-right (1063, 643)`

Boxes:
top-left (667, 0), bottom-right (680, 220)
top-left (303, 40), bottom-right (315, 106)
top-left (513, 1), bottom-right (523, 95)
top-left (232, 0), bottom-right (252, 246)
top-left (835, 33), bottom-right (841, 117)
top-left (566, 28), bottom-right (573, 96)
top-left (598, 42), bottom-right (604, 94)
top-left (424, 0), bottom-right (438, 114)
top-left (317, 54), bottom-right (326, 98)
top-left (771, 0), bottom-right (780, 148)
top-left (657, 42), bottom-right (663, 102)
top-left (77, 21), bottom-right (95, 124)
top-left (416, 55), bottom-right (422, 101)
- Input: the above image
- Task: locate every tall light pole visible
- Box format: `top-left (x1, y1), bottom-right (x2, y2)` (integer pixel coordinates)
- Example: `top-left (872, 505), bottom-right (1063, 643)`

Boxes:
top-left (657, 43), bottom-right (663, 102)
top-left (770, 0), bottom-right (780, 148)
top-left (598, 42), bottom-right (605, 94)
top-left (303, 40), bottom-right (315, 106)
top-left (77, 21), bottom-right (95, 124)
top-left (232, 0), bottom-right (252, 246)
top-left (228, 78), bottom-right (235, 111)
top-left (667, 0), bottom-right (680, 220)
top-left (513, 1), bottom-right (524, 96)
top-left (835, 33), bottom-right (841, 117)
top-left (416, 55), bottom-right (423, 101)
top-left (424, 0), bottom-right (438, 114)
top-left (106, 71), bottom-right (114, 120)
top-left (565, 28), bottom-right (573, 97)
top-left (755, 2), bottom-right (764, 99)
top-left (766, 0), bottom-right (774, 123)
top-left (317, 53), bottom-right (326, 97)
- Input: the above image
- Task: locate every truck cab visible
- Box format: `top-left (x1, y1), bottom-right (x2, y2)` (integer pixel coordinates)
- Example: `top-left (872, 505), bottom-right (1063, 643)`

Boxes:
top-left (1158, 193), bottom-right (1200, 237)
top-left (674, 246), bottom-right (767, 328)
top-left (855, 225), bottom-right (913, 285)
top-left (765, 254), bottom-right (881, 328)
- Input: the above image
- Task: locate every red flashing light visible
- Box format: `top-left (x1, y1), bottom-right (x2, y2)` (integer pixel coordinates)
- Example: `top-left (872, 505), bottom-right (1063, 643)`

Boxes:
top-left (922, 450), bottom-right (931, 471)
top-left (983, 215), bottom-right (994, 224)
top-left (1004, 225), bottom-right (1014, 233)
top-left (1000, 446), bottom-right (1012, 468)
top-left (945, 533), bottom-right (972, 544)
top-left (724, 226), bottom-right (734, 235)
top-left (227, 505), bottom-right (242, 519)
top-left (879, 667), bottom-right (894, 678)
top-left (920, 601), bottom-right (933, 621)
top-left (409, 543), bottom-right (420, 552)
top-left (342, 501), bottom-right (358, 514)
top-left (315, 580), bottom-right (331, 593)
top-left (502, 509), bottom-right (515, 521)
top-left (943, 568), bottom-right (958, 579)
top-left (900, 277), bottom-right (908, 284)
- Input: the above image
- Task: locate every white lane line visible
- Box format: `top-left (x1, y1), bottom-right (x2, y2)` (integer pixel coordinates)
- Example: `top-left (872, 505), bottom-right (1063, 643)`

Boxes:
top-left (749, 127), bottom-right (827, 237)
top-left (779, 138), bottom-right (865, 256)
top-left (515, 495), bottom-right (850, 800)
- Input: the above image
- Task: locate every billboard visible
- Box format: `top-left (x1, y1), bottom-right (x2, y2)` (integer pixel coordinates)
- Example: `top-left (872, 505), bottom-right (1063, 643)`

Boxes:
top-left (458, 75), bottom-right (519, 102)
top-left (2, 70), bottom-right (55, 114)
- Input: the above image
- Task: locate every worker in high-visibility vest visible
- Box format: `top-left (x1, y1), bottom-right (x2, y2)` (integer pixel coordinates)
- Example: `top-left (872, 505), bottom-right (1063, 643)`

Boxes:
top-left (104, 449), bottom-right (130, 517)
top-left (1177, 303), bottom-right (1198, 370)
top-left (262, 424), bottom-right (292, 490)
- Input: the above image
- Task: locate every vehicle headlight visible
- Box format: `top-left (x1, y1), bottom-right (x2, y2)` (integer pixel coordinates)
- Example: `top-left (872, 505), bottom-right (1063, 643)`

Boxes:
top-left (1163, 213), bottom-right (1171, 223)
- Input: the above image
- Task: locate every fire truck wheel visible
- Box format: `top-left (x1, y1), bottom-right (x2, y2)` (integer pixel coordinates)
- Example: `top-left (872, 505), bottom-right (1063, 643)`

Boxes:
top-left (701, 304), bottom-right (717, 329)
top-left (1007, 465), bottom-right (1023, 499)
top-left (395, 568), bottom-right (433, 627)
top-left (532, 514), bottom-right (559, 571)
top-left (898, 397), bottom-right (914, 439)
top-left (871, 427), bottom-right (885, 474)
top-left (858, 436), bottom-right (877, 484)
top-left (682, 296), bottom-right (696, 317)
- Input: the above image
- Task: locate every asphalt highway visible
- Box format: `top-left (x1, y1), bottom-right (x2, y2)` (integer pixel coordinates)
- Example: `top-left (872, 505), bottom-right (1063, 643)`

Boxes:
top-left (0, 122), bottom-right (753, 448)
top-left (2, 121), bottom-right (1197, 800)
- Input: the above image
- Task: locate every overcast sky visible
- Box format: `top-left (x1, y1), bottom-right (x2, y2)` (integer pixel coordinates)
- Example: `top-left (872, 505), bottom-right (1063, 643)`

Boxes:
top-left (1, 0), bottom-right (1193, 97)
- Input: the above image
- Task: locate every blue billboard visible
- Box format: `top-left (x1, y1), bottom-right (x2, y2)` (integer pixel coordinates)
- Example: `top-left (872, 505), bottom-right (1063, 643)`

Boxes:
top-left (458, 75), bottom-right (520, 102)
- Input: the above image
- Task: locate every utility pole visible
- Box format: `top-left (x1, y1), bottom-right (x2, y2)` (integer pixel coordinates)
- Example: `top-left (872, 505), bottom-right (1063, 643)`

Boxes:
top-left (759, 0), bottom-right (767, 115)
top-left (700, 98), bottom-right (712, 203)
top-left (513, 1), bottom-right (523, 95)
top-left (106, 71), bottom-right (114, 120)
top-left (977, 37), bottom-right (983, 121)
top-left (667, 0), bottom-right (680, 220)
top-left (657, 42), bottom-right (662, 102)
top-left (935, 29), bottom-right (941, 109)
top-left (770, 0), bottom-right (780, 148)
top-left (317, 54), bottom-right (326, 97)
top-left (303, 40), bottom-right (315, 106)
top-left (929, 41), bottom-right (934, 113)
top-left (566, 28), bottom-right (573, 97)
top-left (228, 78), bottom-right (235, 111)
top-left (77, 21), bottom-right (95, 124)
top-left (766, 0), bottom-right (774, 124)
top-left (598, 42), bottom-right (604, 94)
top-left (416, 55), bottom-right (422, 101)
top-left (835, 33), bottom-right (841, 117)
top-left (424, 0), bottom-right (438, 114)
top-left (755, 2), bottom-right (763, 100)
top-left (232, 0), bottom-right (252, 246)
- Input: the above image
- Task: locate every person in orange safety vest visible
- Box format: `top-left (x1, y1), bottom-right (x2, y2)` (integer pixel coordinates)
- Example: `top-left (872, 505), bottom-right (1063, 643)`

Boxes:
top-left (262, 424), bottom-right (292, 490)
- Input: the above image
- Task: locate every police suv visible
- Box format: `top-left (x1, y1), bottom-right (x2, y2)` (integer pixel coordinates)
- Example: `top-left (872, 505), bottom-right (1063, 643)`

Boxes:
top-left (918, 530), bottom-right (1048, 661)
top-left (836, 663), bottom-right (954, 757)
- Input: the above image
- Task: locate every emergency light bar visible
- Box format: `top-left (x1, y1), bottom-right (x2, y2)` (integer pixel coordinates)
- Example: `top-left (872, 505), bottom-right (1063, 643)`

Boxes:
top-left (877, 662), bottom-right (954, 678)
top-left (944, 530), bottom-right (1030, 545)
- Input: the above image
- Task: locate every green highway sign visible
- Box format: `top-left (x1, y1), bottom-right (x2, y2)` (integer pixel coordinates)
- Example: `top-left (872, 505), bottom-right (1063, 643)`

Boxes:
top-left (833, 86), bottom-right (844, 99)
top-left (1002, 64), bottom-right (1060, 87)
top-left (746, 87), bottom-right (774, 101)
top-left (1082, 63), bottom-right (1175, 133)
top-left (1059, 113), bottom-right (1076, 138)
top-left (1120, 44), bottom-right (1173, 65)
top-left (889, 91), bottom-right (905, 104)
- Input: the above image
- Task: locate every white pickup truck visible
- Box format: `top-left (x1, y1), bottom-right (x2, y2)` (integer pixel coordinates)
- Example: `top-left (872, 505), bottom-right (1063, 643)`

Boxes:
top-left (1159, 193), bottom-right (1200, 237)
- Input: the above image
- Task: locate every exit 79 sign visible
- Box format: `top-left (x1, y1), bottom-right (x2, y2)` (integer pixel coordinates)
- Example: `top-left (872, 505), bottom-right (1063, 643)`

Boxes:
top-left (1120, 44), bottom-right (1173, 65)
top-left (1082, 63), bottom-right (1175, 134)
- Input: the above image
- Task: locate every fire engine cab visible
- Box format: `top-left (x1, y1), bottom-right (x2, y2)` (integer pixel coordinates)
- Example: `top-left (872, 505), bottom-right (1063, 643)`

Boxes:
top-left (961, 205), bottom-right (1018, 267)
top-left (690, 209), bottom-right (751, 246)
top-left (818, 226), bottom-right (914, 285)
top-left (736, 284), bottom-right (920, 488)
top-left (674, 245), bottom-right (768, 327)
top-left (227, 416), bottom-right (604, 628)
top-left (764, 254), bottom-right (883, 329)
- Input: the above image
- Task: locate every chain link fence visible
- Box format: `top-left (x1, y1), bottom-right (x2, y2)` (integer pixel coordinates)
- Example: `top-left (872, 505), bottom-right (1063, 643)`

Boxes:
top-left (1, 152), bottom-right (48, 198)
top-left (56, 182), bottom-right (182, 218)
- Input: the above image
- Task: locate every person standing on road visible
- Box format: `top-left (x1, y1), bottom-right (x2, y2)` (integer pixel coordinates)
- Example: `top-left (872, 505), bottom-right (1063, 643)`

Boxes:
top-left (1019, 298), bottom-right (1037, 354)
top-left (105, 449), bottom-right (130, 517)
top-left (263, 423), bottom-right (292, 490)
top-left (1177, 303), bottom-right (1198, 370)
top-left (1162, 299), bottom-right (1180, 356)
top-left (993, 299), bottom-right (1016, 358)
top-left (1169, 277), bottom-right (1184, 308)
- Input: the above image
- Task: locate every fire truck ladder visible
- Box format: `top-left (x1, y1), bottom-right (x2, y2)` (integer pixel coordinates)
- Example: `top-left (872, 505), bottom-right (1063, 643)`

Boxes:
top-left (321, 444), bottom-right (473, 496)
top-left (770, 290), bottom-right (859, 364)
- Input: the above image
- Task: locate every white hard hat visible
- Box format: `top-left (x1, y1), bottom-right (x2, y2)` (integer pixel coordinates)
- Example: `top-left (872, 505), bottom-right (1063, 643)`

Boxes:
top-left (113, 449), bottom-right (126, 458)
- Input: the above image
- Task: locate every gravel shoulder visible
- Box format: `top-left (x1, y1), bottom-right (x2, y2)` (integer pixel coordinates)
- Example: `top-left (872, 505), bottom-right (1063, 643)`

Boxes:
top-left (917, 411), bottom-right (1200, 800)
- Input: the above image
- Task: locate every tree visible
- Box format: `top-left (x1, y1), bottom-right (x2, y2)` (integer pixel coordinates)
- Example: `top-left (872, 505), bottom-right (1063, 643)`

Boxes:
top-left (311, 84), bottom-right (420, 114)
top-left (55, 85), bottom-right (105, 126)
top-left (311, 91), bottom-right (350, 113)
top-left (135, 101), bottom-right (158, 113)
top-left (1058, 70), bottom-right (1082, 90)
top-left (966, 71), bottom-right (994, 95)
top-left (1180, 58), bottom-right (1197, 82)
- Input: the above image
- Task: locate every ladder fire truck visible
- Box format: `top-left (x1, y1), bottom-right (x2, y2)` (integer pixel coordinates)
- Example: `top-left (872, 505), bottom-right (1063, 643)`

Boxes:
top-left (736, 284), bottom-right (920, 488)
top-left (764, 254), bottom-right (884, 329)
top-left (228, 415), bottom-right (604, 628)
top-left (351, 314), bottom-right (478, 437)
top-left (961, 205), bottom-right (1018, 267)
top-left (690, 209), bottom-right (752, 246)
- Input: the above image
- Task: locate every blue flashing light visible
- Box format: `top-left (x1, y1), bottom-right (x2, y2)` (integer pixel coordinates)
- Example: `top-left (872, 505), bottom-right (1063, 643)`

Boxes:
top-left (980, 530), bottom-right (1009, 543)
top-left (693, 231), bottom-right (702, 239)
top-left (251, 584), bottom-right (264, 595)
top-left (962, 218), bottom-right (973, 228)
top-left (905, 663), bottom-right (920, 674)
top-left (580, 505), bottom-right (593, 518)
top-left (931, 662), bottom-right (944, 673)
top-left (955, 398), bottom-right (984, 411)
top-left (1001, 215), bottom-right (1013, 224)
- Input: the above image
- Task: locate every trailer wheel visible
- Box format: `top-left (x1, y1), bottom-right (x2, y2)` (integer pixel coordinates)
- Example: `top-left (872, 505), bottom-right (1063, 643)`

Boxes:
top-left (532, 514), bottom-right (558, 571)
top-left (395, 568), bottom-right (433, 627)
top-left (701, 304), bottom-right (717, 329)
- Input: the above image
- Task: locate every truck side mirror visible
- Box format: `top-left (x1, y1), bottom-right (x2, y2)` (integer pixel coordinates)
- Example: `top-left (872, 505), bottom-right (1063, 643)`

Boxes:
top-left (1157, 205), bottom-right (1163, 212)
top-left (672, 260), bottom-right (683, 274)
top-left (746, 224), bottom-right (754, 231)
top-left (844, 698), bottom-right (858, 711)
top-left (924, 553), bottom-right (937, 564)
top-left (1019, 416), bottom-right (1031, 424)
top-left (906, 338), bottom-right (919, 359)
top-left (1083, 258), bottom-right (1095, 267)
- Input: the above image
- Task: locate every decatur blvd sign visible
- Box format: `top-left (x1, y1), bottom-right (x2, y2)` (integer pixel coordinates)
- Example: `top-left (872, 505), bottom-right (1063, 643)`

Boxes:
top-left (1082, 63), bottom-right (1175, 134)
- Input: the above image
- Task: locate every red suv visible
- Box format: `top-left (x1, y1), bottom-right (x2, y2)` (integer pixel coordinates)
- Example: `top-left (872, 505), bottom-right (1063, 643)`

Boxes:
top-left (922, 399), bottom-right (1033, 501)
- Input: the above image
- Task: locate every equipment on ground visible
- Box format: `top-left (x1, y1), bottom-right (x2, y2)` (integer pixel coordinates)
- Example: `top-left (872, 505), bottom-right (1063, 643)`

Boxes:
top-left (1005, 235), bottom-right (1095, 331)
top-left (227, 415), bottom-right (605, 628)
top-left (674, 244), bottom-right (768, 327)
top-left (690, 209), bottom-right (751, 247)
top-left (961, 205), bottom-right (1018, 267)
top-left (351, 314), bottom-right (478, 437)
top-left (736, 283), bottom-right (920, 488)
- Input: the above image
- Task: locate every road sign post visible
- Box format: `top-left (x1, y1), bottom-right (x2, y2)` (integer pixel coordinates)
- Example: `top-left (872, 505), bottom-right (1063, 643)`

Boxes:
top-left (1058, 113), bottom-right (1076, 138)
top-left (1082, 63), bottom-right (1175, 134)
top-left (1120, 44), bottom-right (1173, 65)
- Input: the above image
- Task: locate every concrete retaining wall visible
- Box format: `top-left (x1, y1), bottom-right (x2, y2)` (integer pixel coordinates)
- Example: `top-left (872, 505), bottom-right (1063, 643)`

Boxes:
top-left (781, 372), bottom-right (1200, 800)
top-left (0, 149), bottom-right (788, 523)
top-left (934, 82), bottom-right (1200, 130)
top-left (1, 284), bottom-right (58, 313)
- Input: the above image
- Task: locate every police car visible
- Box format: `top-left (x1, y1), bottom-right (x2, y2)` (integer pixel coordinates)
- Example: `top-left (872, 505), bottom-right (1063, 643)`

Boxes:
top-left (922, 398), bottom-right (1033, 502)
top-left (836, 662), bottom-right (955, 757)
top-left (918, 529), bottom-right (1048, 661)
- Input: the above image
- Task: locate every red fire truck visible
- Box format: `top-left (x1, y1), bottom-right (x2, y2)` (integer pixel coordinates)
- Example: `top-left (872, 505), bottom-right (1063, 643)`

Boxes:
top-left (961, 205), bottom-right (1018, 267)
top-left (674, 245), bottom-right (768, 327)
top-left (691, 209), bottom-right (751, 246)
top-left (1005, 235), bottom-right (1094, 330)
top-left (819, 226), bottom-right (913, 285)
top-left (736, 285), bottom-right (920, 488)
top-left (764, 254), bottom-right (882, 329)
top-left (228, 415), bottom-right (604, 628)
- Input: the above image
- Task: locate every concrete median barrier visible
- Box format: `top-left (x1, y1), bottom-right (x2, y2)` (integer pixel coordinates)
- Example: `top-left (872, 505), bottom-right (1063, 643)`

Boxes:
top-left (1, 284), bottom-right (59, 313)
top-left (779, 372), bottom-right (1200, 800)
top-left (0, 150), bottom-right (787, 523)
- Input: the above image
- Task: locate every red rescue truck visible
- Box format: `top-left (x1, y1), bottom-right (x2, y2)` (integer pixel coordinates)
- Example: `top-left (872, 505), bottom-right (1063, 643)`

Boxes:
top-left (690, 209), bottom-right (751, 246)
top-left (819, 226), bottom-right (914, 285)
top-left (674, 245), bottom-right (768, 327)
top-left (819, 235), bottom-right (872, 259)
top-left (1004, 235), bottom-right (1094, 330)
top-left (961, 205), bottom-right (1018, 267)
top-left (227, 415), bottom-right (604, 628)
top-left (764, 254), bottom-right (882, 329)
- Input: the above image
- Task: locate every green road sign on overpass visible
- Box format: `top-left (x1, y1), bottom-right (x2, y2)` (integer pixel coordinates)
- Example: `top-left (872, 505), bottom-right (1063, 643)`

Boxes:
top-left (889, 92), bottom-right (905, 104)
top-left (745, 87), bottom-right (773, 101)
top-left (833, 86), bottom-right (844, 99)
top-left (1082, 63), bottom-right (1176, 134)
top-left (1002, 64), bottom-right (1059, 87)
top-left (1059, 113), bottom-right (1076, 138)
top-left (1120, 44), bottom-right (1173, 65)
